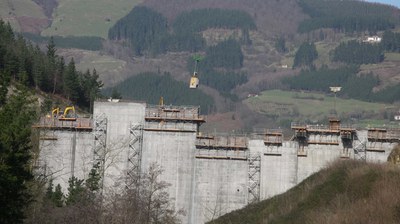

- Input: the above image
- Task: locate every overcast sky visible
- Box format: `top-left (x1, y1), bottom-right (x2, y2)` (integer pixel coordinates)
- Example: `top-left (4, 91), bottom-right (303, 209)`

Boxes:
top-left (365, 0), bottom-right (400, 8)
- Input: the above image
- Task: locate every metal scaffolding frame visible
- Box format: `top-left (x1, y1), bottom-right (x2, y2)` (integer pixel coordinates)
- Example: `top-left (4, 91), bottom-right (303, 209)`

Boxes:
top-left (353, 139), bottom-right (367, 161)
top-left (248, 152), bottom-right (261, 204)
top-left (127, 123), bottom-right (143, 187)
top-left (93, 113), bottom-right (107, 189)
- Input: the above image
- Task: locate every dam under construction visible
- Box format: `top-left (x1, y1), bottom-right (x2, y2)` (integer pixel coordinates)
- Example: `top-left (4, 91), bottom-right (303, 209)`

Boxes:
top-left (33, 100), bottom-right (400, 224)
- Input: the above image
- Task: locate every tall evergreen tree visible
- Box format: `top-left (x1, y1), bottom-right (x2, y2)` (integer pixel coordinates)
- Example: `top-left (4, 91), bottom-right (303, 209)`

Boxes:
top-left (0, 86), bottom-right (36, 223)
top-left (63, 58), bottom-right (80, 101)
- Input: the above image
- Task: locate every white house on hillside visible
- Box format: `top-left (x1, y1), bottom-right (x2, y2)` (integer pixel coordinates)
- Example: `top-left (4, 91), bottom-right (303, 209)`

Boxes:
top-left (363, 36), bottom-right (382, 43)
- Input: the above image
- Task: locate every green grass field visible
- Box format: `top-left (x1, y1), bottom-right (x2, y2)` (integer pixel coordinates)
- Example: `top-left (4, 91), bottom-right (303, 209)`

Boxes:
top-left (71, 50), bottom-right (127, 86)
top-left (384, 52), bottom-right (400, 61)
top-left (41, 0), bottom-right (143, 38)
top-left (245, 90), bottom-right (390, 123)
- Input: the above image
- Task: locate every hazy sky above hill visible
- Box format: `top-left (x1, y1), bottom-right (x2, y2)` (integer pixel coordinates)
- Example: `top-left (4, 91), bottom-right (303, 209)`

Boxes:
top-left (365, 0), bottom-right (400, 8)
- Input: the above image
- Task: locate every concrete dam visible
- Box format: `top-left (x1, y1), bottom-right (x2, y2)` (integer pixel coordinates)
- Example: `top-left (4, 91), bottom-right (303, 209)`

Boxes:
top-left (33, 100), bottom-right (400, 224)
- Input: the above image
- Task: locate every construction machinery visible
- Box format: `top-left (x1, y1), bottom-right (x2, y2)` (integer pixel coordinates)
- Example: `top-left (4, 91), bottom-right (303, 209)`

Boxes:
top-left (189, 56), bottom-right (202, 89)
top-left (51, 106), bottom-right (77, 121)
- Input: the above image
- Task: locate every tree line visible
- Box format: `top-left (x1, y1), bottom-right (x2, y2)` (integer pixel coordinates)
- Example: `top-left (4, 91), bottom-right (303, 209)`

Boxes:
top-left (21, 33), bottom-right (104, 51)
top-left (333, 40), bottom-right (384, 64)
top-left (283, 65), bottom-right (400, 103)
top-left (381, 30), bottom-right (400, 52)
top-left (108, 6), bottom-right (256, 56)
top-left (0, 20), bottom-right (103, 111)
top-left (298, 0), bottom-right (397, 33)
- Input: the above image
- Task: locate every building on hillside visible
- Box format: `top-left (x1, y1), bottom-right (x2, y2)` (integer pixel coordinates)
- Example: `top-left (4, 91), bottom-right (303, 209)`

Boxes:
top-left (394, 111), bottom-right (400, 121)
top-left (363, 35), bottom-right (382, 43)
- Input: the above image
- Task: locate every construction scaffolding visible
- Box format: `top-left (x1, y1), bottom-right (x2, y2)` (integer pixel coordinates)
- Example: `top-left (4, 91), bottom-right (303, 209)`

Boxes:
top-left (248, 152), bottom-right (261, 204)
top-left (291, 123), bottom-right (308, 156)
top-left (291, 119), bottom-right (357, 155)
top-left (263, 129), bottom-right (283, 146)
top-left (126, 123), bottom-right (143, 187)
top-left (353, 139), bottom-right (367, 161)
top-left (195, 134), bottom-right (248, 160)
top-left (93, 113), bottom-right (107, 190)
top-left (144, 105), bottom-right (205, 132)
top-left (33, 117), bottom-right (92, 131)
top-left (367, 127), bottom-right (400, 143)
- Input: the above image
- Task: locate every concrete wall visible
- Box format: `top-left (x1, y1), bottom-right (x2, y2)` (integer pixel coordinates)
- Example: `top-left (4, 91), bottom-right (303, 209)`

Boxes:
top-left (38, 130), bottom-right (93, 191)
top-left (36, 101), bottom-right (399, 224)
top-left (93, 101), bottom-right (146, 191)
top-left (191, 156), bottom-right (248, 224)
top-left (141, 130), bottom-right (197, 224)
top-left (260, 141), bottom-right (299, 199)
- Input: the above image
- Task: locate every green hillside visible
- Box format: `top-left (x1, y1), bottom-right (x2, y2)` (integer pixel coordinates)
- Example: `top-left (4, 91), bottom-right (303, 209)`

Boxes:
top-left (0, 0), bottom-right (46, 32)
top-left (41, 0), bottom-right (143, 38)
top-left (210, 159), bottom-right (400, 224)
top-left (245, 90), bottom-right (391, 123)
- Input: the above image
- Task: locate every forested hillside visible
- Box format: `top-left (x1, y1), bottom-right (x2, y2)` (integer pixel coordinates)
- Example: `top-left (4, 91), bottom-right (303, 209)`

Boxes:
top-left (298, 0), bottom-right (399, 33)
top-left (0, 20), bottom-right (103, 110)
top-left (108, 6), bottom-right (255, 56)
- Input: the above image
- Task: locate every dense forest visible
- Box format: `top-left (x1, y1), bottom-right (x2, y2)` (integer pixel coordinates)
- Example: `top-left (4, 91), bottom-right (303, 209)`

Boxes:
top-left (108, 6), bottom-right (170, 56)
top-left (186, 39), bottom-right (248, 95)
top-left (381, 30), bottom-right (400, 52)
top-left (298, 0), bottom-right (397, 33)
top-left (293, 42), bottom-right (318, 68)
top-left (102, 72), bottom-right (215, 114)
top-left (108, 6), bottom-right (256, 56)
top-left (333, 40), bottom-right (384, 64)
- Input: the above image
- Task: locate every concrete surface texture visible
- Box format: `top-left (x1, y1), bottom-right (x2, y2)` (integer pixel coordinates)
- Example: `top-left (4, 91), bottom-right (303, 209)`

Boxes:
top-left (35, 100), bottom-right (399, 224)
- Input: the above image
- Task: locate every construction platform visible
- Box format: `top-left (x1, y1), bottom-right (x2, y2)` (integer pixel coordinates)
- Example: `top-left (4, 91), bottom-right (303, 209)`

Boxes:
top-left (32, 117), bottom-right (93, 131)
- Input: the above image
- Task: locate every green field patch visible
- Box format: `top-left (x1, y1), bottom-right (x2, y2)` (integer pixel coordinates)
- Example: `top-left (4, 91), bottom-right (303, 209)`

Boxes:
top-left (384, 52), bottom-right (400, 61)
top-left (314, 41), bottom-right (336, 66)
top-left (42, 0), bottom-right (143, 38)
top-left (245, 90), bottom-right (389, 121)
top-left (71, 50), bottom-right (127, 85)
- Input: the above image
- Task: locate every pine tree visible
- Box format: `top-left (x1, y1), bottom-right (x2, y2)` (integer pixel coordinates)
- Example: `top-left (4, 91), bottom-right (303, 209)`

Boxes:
top-left (0, 86), bottom-right (37, 223)
top-left (65, 176), bottom-right (85, 206)
top-left (63, 58), bottom-right (80, 101)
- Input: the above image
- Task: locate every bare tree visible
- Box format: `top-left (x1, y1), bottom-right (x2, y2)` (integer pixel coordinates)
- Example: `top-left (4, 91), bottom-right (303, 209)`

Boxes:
top-left (105, 163), bottom-right (184, 224)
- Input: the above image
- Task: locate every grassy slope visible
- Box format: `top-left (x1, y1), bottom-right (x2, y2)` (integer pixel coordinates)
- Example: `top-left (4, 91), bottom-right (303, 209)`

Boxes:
top-left (0, 0), bottom-right (46, 32)
top-left (41, 0), bottom-right (143, 38)
top-left (210, 159), bottom-right (400, 224)
top-left (56, 49), bottom-right (127, 87)
top-left (245, 90), bottom-right (390, 121)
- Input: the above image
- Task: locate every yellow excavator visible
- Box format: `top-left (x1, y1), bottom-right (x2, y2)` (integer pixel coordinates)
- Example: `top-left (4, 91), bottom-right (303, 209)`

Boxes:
top-left (51, 106), bottom-right (77, 121)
